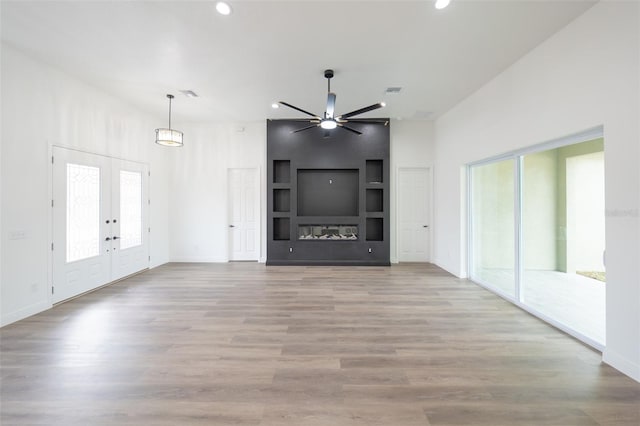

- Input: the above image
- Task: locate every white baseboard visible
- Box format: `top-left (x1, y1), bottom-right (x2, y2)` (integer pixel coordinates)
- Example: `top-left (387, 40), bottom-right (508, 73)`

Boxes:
top-left (1, 300), bottom-right (51, 327)
top-left (149, 259), bottom-right (169, 269)
top-left (603, 348), bottom-right (640, 383)
top-left (433, 260), bottom-right (462, 278)
top-left (169, 257), bottom-right (228, 263)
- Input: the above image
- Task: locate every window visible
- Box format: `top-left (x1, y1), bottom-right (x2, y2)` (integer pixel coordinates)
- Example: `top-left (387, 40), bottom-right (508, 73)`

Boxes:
top-left (66, 163), bottom-right (101, 262)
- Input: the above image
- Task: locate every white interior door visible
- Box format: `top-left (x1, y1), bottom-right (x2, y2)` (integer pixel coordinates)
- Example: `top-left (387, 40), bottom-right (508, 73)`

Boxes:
top-left (397, 167), bottom-right (431, 262)
top-left (111, 159), bottom-right (149, 280)
top-left (52, 148), bottom-right (112, 303)
top-left (228, 168), bottom-right (259, 261)
top-left (52, 147), bottom-right (149, 303)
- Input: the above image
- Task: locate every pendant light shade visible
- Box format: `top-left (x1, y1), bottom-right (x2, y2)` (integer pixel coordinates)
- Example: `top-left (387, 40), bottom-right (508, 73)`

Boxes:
top-left (155, 94), bottom-right (183, 147)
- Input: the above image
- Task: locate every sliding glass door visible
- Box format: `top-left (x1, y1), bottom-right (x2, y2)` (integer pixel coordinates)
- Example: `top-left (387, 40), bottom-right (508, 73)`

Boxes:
top-left (469, 134), bottom-right (605, 347)
top-left (470, 159), bottom-right (516, 298)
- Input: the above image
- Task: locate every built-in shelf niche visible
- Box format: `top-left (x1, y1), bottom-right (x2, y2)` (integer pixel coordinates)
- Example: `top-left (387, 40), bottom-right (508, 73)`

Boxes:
top-left (273, 217), bottom-right (290, 240)
top-left (273, 189), bottom-right (290, 212)
top-left (366, 189), bottom-right (383, 212)
top-left (366, 160), bottom-right (383, 184)
top-left (366, 218), bottom-right (383, 241)
top-left (273, 160), bottom-right (291, 184)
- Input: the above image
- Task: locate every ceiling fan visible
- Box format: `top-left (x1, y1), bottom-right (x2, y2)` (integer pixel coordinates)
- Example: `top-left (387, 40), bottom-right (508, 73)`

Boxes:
top-left (279, 69), bottom-right (388, 135)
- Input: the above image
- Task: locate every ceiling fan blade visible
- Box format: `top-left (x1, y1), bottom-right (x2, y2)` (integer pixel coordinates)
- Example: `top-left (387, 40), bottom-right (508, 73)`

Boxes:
top-left (285, 118), bottom-right (321, 123)
top-left (343, 119), bottom-right (389, 125)
top-left (326, 92), bottom-right (336, 118)
top-left (337, 102), bottom-right (385, 120)
top-left (338, 124), bottom-right (362, 135)
top-left (292, 124), bottom-right (319, 133)
top-left (279, 101), bottom-right (320, 119)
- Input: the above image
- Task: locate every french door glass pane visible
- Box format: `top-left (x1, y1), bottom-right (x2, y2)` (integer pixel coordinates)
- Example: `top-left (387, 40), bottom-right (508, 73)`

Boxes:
top-left (66, 163), bottom-right (100, 262)
top-left (521, 140), bottom-right (605, 343)
top-left (470, 159), bottom-right (515, 297)
top-left (119, 170), bottom-right (143, 250)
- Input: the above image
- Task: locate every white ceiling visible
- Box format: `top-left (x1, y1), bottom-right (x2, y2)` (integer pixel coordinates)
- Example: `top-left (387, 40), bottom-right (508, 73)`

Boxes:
top-left (1, 0), bottom-right (596, 123)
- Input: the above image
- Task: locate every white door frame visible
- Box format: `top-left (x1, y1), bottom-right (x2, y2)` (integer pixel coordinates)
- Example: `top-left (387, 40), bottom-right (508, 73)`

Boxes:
top-left (227, 167), bottom-right (261, 261)
top-left (395, 166), bottom-right (433, 263)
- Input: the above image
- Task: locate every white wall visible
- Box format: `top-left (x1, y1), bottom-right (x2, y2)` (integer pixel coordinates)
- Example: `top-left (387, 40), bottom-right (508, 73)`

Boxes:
top-left (390, 121), bottom-right (435, 263)
top-left (433, 2), bottom-right (639, 381)
top-left (1, 44), bottom-right (171, 326)
top-left (168, 122), bottom-right (266, 262)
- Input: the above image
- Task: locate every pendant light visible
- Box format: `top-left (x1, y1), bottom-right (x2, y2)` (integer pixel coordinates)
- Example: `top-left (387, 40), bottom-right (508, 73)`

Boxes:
top-left (155, 94), bottom-right (183, 147)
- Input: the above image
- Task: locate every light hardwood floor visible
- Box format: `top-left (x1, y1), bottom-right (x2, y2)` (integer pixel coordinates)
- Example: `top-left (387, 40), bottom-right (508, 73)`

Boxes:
top-left (1, 263), bottom-right (639, 425)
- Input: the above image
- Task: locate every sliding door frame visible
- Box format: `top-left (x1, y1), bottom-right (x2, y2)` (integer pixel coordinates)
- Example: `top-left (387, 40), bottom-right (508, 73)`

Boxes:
top-left (467, 126), bottom-right (604, 351)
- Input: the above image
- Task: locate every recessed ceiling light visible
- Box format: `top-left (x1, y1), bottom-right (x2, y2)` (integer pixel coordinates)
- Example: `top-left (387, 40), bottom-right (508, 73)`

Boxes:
top-left (435, 0), bottom-right (450, 10)
top-left (216, 1), bottom-right (232, 15)
top-left (271, 103), bottom-right (280, 109)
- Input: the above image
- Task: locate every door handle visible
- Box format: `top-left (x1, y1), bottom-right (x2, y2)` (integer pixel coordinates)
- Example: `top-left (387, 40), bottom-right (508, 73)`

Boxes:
top-left (423, 225), bottom-right (429, 228)
top-left (229, 225), bottom-right (235, 228)
top-left (105, 237), bottom-right (111, 241)
top-left (113, 236), bottom-right (119, 240)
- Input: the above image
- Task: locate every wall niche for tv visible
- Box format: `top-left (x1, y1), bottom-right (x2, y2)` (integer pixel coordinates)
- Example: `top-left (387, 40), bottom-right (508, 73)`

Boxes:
top-left (267, 119), bottom-right (390, 266)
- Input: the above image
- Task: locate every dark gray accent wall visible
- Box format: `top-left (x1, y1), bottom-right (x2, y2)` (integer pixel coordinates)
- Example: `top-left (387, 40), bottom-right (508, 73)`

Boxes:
top-left (267, 119), bottom-right (390, 266)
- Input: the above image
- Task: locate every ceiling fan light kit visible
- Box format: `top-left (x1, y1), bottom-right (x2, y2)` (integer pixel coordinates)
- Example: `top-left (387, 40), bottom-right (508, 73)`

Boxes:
top-left (278, 69), bottom-right (388, 136)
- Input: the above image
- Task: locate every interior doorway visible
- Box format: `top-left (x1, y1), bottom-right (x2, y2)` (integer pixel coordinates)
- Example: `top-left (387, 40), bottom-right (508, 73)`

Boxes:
top-left (52, 147), bottom-right (149, 303)
top-left (397, 167), bottom-right (431, 262)
top-left (228, 168), bottom-right (260, 261)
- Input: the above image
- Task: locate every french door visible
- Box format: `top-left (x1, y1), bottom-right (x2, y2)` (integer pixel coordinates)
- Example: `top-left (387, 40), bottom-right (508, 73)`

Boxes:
top-left (52, 147), bottom-right (148, 303)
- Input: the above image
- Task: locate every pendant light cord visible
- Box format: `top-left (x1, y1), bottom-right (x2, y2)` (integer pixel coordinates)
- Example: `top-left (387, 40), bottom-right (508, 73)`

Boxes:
top-left (168, 95), bottom-right (172, 130)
